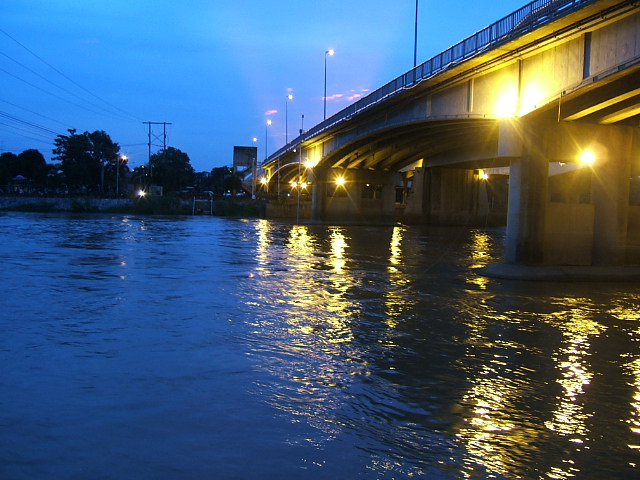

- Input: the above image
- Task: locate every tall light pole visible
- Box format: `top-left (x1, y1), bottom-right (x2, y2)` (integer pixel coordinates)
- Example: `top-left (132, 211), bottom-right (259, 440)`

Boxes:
top-left (297, 114), bottom-right (305, 225)
top-left (324, 49), bottom-right (334, 120)
top-left (414, 0), bottom-right (419, 68)
top-left (117, 154), bottom-right (127, 196)
top-left (265, 119), bottom-right (272, 162)
top-left (285, 93), bottom-right (293, 144)
top-left (252, 137), bottom-right (258, 199)
top-left (265, 119), bottom-right (276, 198)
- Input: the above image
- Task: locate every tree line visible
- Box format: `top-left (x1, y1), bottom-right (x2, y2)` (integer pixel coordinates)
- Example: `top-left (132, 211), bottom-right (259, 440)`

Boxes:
top-left (1, 129), bottom-right (245, 196)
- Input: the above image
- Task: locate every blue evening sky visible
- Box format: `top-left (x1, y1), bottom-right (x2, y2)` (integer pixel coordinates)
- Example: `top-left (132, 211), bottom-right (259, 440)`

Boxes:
top-left (1, 0), bottom-right (528, 172)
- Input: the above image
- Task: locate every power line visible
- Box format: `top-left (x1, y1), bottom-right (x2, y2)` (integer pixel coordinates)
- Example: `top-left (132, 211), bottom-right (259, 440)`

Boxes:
top-left (0, 27), bottom-right (140, 122)
top-left (0, 97), bottom-right (69, 128)
top-left (0, 51), bottom-right (136, 123)
top-left (0, 121), bottom-right (57, 142)
top-left (0, 110), bottom-right (61, 136)
top-left (0, 65), bottom-right (132, 122)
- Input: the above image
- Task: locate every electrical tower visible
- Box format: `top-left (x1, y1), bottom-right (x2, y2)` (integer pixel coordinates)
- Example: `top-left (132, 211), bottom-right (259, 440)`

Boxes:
top-left (143, 121), bottom-right (172, 164)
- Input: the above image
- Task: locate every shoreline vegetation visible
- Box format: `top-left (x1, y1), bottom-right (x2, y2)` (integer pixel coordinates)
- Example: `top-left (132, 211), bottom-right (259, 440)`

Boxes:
top-left (0, 195), bottom-right (266, 217)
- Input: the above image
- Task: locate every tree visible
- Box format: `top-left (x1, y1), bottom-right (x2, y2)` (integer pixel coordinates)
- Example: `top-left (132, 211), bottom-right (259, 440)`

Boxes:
top-left (46, 162), bottom-right (65, 192)
top-left (0, 152), bottom-right (19, 187)
top-left (208, 166), bottom-right (230, 195)
top-left (89, 130), bottom-right (120, 192)
top-left (53, 129), bottom-right (95, 191)
top-left (52, 129), bottom-right (120, 193)
top-left (104, 155), bottom-right (130, 195)
top-left (149, 147), bottom-right (194, 193)
top-left (223, 170), bottom-right (243, 194)
top-left (208, 166), bottom-right (244, 195)
top-left (17, 149), bottom-right (47, 185)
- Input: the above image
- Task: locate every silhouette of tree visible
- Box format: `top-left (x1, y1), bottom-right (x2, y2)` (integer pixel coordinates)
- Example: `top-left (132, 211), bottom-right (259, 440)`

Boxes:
top-left (0, 152), bottom-right (19, 187)
top-left (17, 149), bottom-right (47, 185)
top-left (52, 129), bottom-right (120, 192)
top-left (89, 130), bottom-right (120, 193)
top-left (149, 147), bottom-right (194, 193)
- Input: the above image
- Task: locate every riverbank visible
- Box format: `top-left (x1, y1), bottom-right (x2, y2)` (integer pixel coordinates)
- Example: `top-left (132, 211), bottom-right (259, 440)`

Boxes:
top-left (0, 195), bottom-right (266, 216)
top-left (0, 195), bottom-right (133, 213)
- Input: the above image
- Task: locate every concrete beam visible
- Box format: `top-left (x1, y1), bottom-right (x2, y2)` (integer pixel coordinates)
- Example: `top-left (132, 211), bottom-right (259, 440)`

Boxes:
top-left (599, 103), bottom-right (640, 124)
top-left (560, 69), bottom-right (640, 121)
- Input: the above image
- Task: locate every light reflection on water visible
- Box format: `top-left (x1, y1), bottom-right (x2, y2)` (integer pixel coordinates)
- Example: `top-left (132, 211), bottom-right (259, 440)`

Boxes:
top-left (1, 212), bottom-right (639, 479)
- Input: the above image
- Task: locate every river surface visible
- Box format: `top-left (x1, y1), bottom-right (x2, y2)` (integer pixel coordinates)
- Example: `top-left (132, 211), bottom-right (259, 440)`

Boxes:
top-left (0, 212), bottom-right (639, 479)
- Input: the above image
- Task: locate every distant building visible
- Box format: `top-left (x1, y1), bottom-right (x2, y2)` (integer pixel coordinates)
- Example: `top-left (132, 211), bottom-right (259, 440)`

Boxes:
top-left (233, 146), bottom-right (257, 175)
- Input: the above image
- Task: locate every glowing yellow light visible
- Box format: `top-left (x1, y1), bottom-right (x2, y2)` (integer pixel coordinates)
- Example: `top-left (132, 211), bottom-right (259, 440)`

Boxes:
top-left (579, 149), bottom-right (596, 165)
top-left (304, 160), bottom-right (314, 169)
top-left (479, 169), bottom-right (490, 180)
top-left (335, 176), bottom-right (345, 186)
top-left (493, 87), bottom-right (518, 118)
top-left (260, 177), bottom-right (268, 185)
top-left (330, 228), bottom-right (346, 272)
top-left (519, 81), bottom-right (546, 116)
top-left (389, 226), bottom-right (402, 268)
top-left (291, 181), bottom-right (298, 188)
top-left (300, 182), bottom-right (308, 189)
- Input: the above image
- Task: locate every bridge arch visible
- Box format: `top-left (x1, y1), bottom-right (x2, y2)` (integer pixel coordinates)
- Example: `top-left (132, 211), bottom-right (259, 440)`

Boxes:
top-left (258, 0), bottom-right (640, 268)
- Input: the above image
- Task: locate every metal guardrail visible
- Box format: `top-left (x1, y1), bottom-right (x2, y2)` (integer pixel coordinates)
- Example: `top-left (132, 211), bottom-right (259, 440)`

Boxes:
top-left (266, 0), bottom-right (598, 164)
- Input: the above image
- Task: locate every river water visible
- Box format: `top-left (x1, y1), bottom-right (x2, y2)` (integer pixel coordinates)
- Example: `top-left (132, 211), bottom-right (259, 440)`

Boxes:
top-left (0, 212), bottom-right (638, 479)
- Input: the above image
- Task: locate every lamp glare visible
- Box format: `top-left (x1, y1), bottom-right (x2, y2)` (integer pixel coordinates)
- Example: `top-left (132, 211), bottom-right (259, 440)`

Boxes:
top-left (579, 149), bottom-right (596, 165)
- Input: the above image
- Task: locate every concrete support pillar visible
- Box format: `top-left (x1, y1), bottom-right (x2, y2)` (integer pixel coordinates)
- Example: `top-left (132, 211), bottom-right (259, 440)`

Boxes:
top-left (504, 119), bottom-right (635, 267)
top-left (591, 126), bottom-right (632, 265)
top-left (311, 167), bottom-right (327, 221)
top-left (506, 154), bottom-right (548, 263)
top-left (424, 167), bottom-right (479, 225)
top-left (403, 167), bottom-right (427, 223)
top-left (310, 167), bottom-right (396, 223)
top-left (505, 120), bottom-right (548, 264)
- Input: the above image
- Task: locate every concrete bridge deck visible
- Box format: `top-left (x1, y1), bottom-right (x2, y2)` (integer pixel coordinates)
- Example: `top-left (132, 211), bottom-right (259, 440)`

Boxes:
top-left (255, 0), bottom-right (640, 270)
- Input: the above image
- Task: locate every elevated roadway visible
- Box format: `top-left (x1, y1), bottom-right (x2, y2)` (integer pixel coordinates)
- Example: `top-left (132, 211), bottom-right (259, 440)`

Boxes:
top-left (259, 0), bottom-right (640, 268)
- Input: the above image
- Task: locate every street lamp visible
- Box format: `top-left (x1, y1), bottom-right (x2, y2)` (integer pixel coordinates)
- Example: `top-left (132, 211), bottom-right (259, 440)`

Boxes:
top-left (117, 154), bottom-right (127, 196)
top-left (265, 119), bottom-right (277, 198)
top-left (285, 93), bottom-right (293, 144)
top-left (297, 114), bottom-right (305, 225)
top-left (324, 49), bottom-right (334, 120)
top-left (579, 149), bottom-right (596, 165)
top-left (265, 119), bottom-right (272, 161)
top-left (414, 0), bottom-right (419, 68)
top-left (252, 137), bottom-right (258, 198)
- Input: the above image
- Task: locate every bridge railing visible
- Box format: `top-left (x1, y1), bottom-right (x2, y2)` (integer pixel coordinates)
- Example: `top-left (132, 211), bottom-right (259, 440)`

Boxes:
top-left (266, 0), bottom-right (597, 164)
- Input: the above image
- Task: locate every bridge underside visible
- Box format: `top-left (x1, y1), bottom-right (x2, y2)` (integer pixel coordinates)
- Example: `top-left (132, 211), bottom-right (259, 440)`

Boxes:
top-left (260, 1), bottom-right (640, 268)
top-left (266, 106), bottom-right (640, 267)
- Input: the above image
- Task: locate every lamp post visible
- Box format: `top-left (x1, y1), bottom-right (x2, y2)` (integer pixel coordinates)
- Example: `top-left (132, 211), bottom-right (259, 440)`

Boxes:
top-left (252, 137), bottom-right (258, 198)
top-left (324, 49), bottom-right (334, 120)
top-left (265, 119), bottom-right (272, 162)
top-left (414, 0), bottom-right (419, 68)
top-left (265, 119), bottom-right (276, 198)
top-left (285, 93), bottom-right (293, 144)
top-left (297, 114), bottom-right (305, 225)
top-left (117, 155), bottom-right (127, 196)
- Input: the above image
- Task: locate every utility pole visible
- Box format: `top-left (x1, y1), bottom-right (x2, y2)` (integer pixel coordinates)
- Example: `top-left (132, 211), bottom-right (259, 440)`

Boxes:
top-left (143, 121), bottom-right (172, 187)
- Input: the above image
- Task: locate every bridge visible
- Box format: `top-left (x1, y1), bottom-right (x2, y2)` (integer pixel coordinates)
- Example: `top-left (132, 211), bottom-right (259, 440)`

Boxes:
top-left (258, 0), bottom-right (640, 268)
